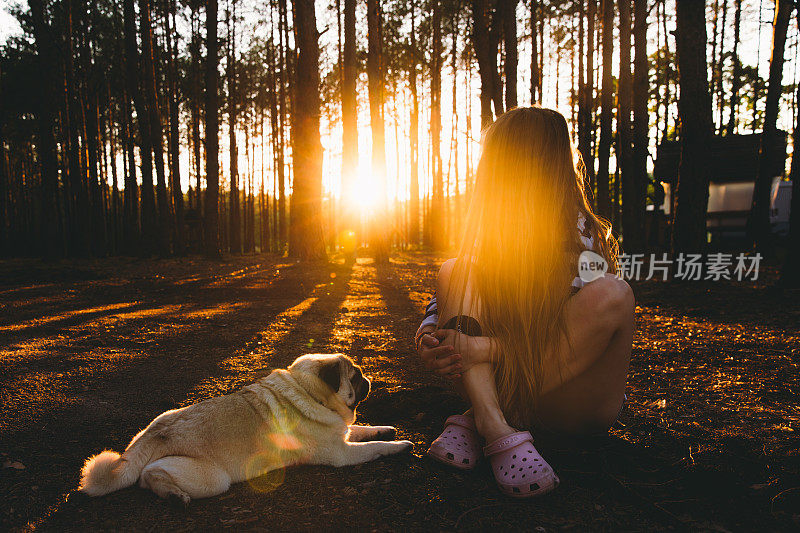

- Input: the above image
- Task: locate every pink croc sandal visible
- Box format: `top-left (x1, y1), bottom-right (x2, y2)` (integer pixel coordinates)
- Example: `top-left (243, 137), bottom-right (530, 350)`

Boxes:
top-left (484, 431), bottom-right (560, 497)
top-left (427, 415), bottom-right (482, 470)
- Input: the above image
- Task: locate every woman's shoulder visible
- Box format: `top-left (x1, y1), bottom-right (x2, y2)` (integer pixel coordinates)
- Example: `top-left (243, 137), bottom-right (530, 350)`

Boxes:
top-left (438, 258), bottom-right (458, 280)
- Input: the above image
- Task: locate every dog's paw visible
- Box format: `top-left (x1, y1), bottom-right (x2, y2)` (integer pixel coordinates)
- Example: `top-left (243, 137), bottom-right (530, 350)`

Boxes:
top-left (374, 426), bottom-right (397, 440)
top-left (167, 490), bottom-right (191, 508)
top-left (395, 440), bottom-right (413, 453)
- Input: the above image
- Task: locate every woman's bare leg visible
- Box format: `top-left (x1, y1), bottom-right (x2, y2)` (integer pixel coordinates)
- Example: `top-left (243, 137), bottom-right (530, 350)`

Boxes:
top-left (437, 258), bottom-right (634, 437)
top-left (436, 260), bottom-right (517, 443)
top-left (535, 274), bottom-right (634, 433)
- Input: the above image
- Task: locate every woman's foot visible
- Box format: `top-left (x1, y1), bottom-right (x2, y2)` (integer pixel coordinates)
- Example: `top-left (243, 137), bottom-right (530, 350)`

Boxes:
top-left (484, 431), bottom-right (560, 498)
top-left (427, 414), bottom-right (482, 470)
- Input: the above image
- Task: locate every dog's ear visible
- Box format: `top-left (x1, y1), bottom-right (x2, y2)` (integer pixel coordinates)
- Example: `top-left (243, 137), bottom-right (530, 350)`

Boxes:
top-left (319, 359), bottom-right (341, 392)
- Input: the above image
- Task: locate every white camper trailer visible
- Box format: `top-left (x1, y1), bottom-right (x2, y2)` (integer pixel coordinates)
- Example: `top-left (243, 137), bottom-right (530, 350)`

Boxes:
top-left (654, 132), bottom-right (790, 244)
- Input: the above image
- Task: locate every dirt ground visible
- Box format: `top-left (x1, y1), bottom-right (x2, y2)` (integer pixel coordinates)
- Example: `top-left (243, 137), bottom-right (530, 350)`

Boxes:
top-left (0, 252), bottom-right (798, 532)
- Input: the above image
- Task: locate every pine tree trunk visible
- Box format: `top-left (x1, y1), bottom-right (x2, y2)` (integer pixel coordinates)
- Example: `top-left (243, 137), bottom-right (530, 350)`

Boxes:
top-left (367, 0), bottom-right (389, 261)
top-left (28, 0), bottom-right (61, 258)
top-left (86, 90), bottom-right (107, 256)
top-left (781, 6), bottom-right (800, 286)
top-left (725, 0), bottom-right (742, 136)
top-left (342, 0), bottom-right (358, 236)
top-left (748, 0), bottom-right (791, 254)
top-left (715, 0), bottom-right (728, 133)
top-left (584, 0), bottom-right (596, 186)
top-left (409, 2), bottom-right (420, 246)
top-left (618, 0), bottom-right (635, 248)
top-left (228, 3), bottom-right (241, 254)
top-left (489, 1), bottom-right (504, 116)
top-left (139, 0), bottom-right (172, 255)
top-left (671, 0), bottom-right (713, 254)
top-left (278, 0), bottom-right (289, 251)
top-left (628, 0), bottom-right (648, 252)
top-left (502, 0), bottom-right (517, 109)
top-left (429, 0), bottom-right (444, 251)
top-left (64, 0), bottom-right (92, 256)
top-left (0, 65), bottom-right (7, 257)
top-left (204, 0), bottom-right (221, 257)
top-left (288, 0), bottom-right (326, 260)
top-left (596, 0), bottom-right (614, 220)
top-left (530, 0), bottom-right (539, 104)
top-left (471, 0), bottom-right (496, 127)
top-left (167, 0), bottom-right (184, 253)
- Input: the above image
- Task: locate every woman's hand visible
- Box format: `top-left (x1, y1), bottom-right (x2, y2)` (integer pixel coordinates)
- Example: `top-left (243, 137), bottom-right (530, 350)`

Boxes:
top-left (417, 328), bottom-right (463, 378)
top-left (435, 329), bottom-right (495, 377)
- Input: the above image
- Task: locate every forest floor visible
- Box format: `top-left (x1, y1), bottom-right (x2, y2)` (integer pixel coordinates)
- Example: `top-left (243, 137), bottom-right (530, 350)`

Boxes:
top-left (0, 252), bottom-right (798, 532)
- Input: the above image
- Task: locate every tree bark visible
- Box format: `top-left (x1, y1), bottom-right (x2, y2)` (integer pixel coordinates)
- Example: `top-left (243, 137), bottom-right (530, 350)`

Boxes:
top-left (139, 0), bottom-right (172, 255)
top-left (429, 0), bottom-right (444, 251)
top-left (277, 0), bottom-right (289, 250)
top-left (618, 0), bottom-right (635, 249)
top-left (28, 0), bottom-right (61, 258)
top-left (725, 0), bottom-right (742, 136)
top-left (367, 0), bottom-right (389, 261)
top-left (342, 0), bottom-right (358, 235)
top-left (288, 0), bottom-right (326, 260)
top-left (748, 0), bottom-right (791, 254)
top-left (167, 0), bottom-right (184, 253)
top-left (121, 87), bottom-right (140, 253)
top-left (0, 65), bottom-right (7, 257)
top-left (502, 0), bottom-right (518, 109)
top-left (228, 3), bottom-right (241, 254)
top-left (530, 0), bottom-right (539, 104)
top-left (409, 1), bottom-right (420, 246)
top-left (781, 7), bottom-right (800, 286)
top-left (596, 0), bottom-right (614, 220)
top-left (671, 0), bottom-right (713, 254)
top-left (628, 0), bottom-right (648, 252)
top-left (204, 0), bottom-right (221, 257)
top-left (489, 0), bottom-right (504, 116)
top-left (64, 0), bottom-right (91, 256)
top-left (471, 0), bottom-right (496, 127)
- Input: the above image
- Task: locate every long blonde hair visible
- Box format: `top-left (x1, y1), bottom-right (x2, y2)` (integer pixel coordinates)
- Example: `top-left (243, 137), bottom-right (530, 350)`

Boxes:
top-left (450, 107), bottom-right (618, 428)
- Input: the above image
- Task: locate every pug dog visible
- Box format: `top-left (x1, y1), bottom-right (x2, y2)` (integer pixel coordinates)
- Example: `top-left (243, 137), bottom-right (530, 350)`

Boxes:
top-left (78, 354), bottom-right (412, 504)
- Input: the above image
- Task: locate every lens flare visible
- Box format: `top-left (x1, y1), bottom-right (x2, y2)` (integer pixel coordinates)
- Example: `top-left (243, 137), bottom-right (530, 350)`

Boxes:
top-left (244, 450), bottom-right (286, 494)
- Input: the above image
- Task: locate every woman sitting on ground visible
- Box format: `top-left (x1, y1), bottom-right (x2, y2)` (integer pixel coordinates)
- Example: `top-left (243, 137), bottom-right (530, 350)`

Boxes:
top-left (415, 107), bottom-right (634, 498)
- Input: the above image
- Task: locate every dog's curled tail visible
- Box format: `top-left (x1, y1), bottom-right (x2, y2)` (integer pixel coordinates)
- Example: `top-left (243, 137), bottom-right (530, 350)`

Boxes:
top-left (78, 448), bottom-right (145, 496)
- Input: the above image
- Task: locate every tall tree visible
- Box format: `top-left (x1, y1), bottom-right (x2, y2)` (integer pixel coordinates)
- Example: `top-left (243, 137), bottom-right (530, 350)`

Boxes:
top-left (748, 0), bottom-right (791, 253)
top-left (581, 0), bottom-right (596, 188)
top-left (596, 0), bottom-right (613, 220)
top-left (628, 0), bottom-right (648, 252)
top-left (618, 0), bottom-right (635, 248)
top-left (341, 0), bottom-right (357, 234)
top-left (430, 0), bottom-right (444, 250)
top-left (228, 3), bottom-right (241, 254)
top-left (288, 0), bottom-right (326, 259)
top-left (28, 0), bottom-right (61, 257)
top-left (166, 0), bottom-right (184, 253)
top-left (205, 0), bottom-right (221, 257)
top-left (530, 0), bottom-right (540, 103)
top-left (121, 88), bottom-right (140, 253)
top-left (123, 0), bottom-right (156, 255)
top-left (502, 0), bottom-right (518, 109)
top-left (671, 0), bottom-right (713, 254)
top-left (367, 0), bottom-right (389, 260)
top-left (782, 4), bottom-right (800, 286)
top-left (725, 0), bottom-right (742, 135)
top-left (139, 0), bottom-right (172, 255)
top-left (408, 0), bottom-right (420, 246)
top-left (471, 0), bottom-right (496, 127)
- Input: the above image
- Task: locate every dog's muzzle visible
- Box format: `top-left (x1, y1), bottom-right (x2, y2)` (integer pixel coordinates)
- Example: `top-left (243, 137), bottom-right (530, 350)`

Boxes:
top-left (354, 376), bottom-right (370, 406)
